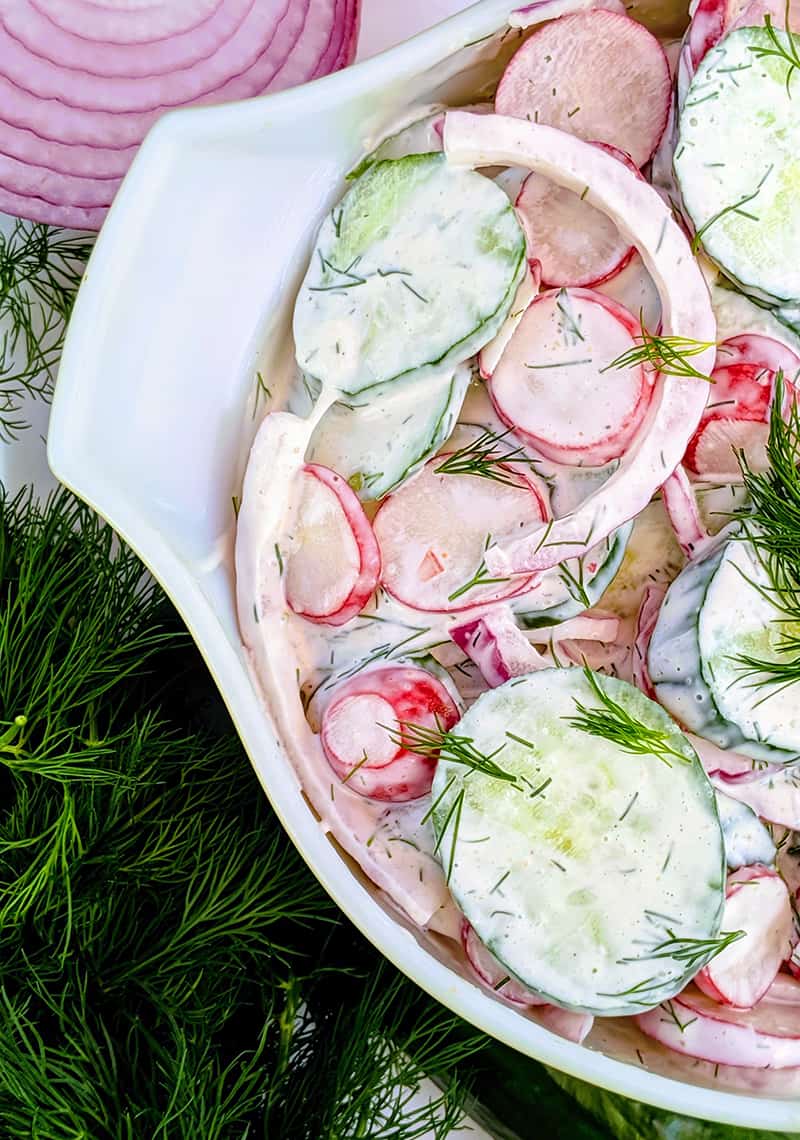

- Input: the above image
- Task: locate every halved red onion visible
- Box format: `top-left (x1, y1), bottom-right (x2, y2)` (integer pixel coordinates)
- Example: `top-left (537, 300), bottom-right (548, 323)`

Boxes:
top-left (0, 0), bottom-right (360, 229)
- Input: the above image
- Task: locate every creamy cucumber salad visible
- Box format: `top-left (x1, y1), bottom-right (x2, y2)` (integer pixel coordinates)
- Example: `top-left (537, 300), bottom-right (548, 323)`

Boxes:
top-left (236, 0), bottom-right (800, 1084)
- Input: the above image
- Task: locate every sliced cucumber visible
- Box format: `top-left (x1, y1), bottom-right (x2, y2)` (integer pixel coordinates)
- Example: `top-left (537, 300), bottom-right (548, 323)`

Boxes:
top-left (431, 669), bottom-right (725, 1015)
top-left (649, 534), bottom-right (800, 761)
top-left (676, 28), bottom-right (800, 305)
top-left (306, 365), bottom-right (469, 501)
top-left (293, 154), bottom-right (526, 397)
top-left (512, 522), bottom-right (633, 628)
top-left (715, 790), bottom-right (776, 871)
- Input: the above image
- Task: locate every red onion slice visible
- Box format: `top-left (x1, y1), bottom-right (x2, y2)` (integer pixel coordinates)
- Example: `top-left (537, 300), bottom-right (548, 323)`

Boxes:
top-left (0, 0), bottom-right (360, 229)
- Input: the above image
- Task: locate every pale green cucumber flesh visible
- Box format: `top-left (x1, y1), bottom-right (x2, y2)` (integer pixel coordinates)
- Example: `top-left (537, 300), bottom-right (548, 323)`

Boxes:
top-left (513, 522), bottom-right (633, 628)
top-left (293, 153), bottom-right (526, 397)
top-left (306, 365), bottom-right (469, 501)
top-left (649, 535), bottom-right (800, 760)
top-left (676, 28), bottom-right (800, 306)
top-left (431, 669), bottom-right (725, 1015)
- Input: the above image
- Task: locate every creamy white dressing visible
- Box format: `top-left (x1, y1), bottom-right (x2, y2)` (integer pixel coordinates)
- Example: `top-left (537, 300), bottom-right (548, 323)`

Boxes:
top-left (232, 6), bottom-right (800, 1082)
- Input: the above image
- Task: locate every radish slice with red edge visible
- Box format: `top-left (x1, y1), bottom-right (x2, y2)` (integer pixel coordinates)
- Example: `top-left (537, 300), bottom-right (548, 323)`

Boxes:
top-left (285, 464), bottom-right (381, 627)
top-left (632, 583), bottom-right (665, 698)
top-left (515, 142), bottom-right (637, 288)
top-left (661, 465), bottom-right (710, 558)
top-left (0, 0), bottom-right (358, 229)
top-left (695, 866), bottom-right (794, 1009)
top-left (684, 334), bottom-right (800, 477)
top-left (373, 453), bottom-right (549, 614)
top-left (443, 111), bottom-right (717, 576)
top-left (320, 664), bottom-right (460, 802)
top-left (708, 767), bottom-right (800, 831)
top-left (450, 607), bottom-right (549, 687)
top-left (461, 920), bottom-right (548, 1006)
top-left (636, 984), bottom-right (800, 1069)
top-left (489, 287), bottom-right (653, 467)
top-left (495, 10), bottom-right (671, 168)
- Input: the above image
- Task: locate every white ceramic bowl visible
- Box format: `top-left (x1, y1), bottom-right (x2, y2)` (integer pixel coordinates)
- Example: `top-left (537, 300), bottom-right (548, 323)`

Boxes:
top-left (48, 3), bottom-right (800, 1129)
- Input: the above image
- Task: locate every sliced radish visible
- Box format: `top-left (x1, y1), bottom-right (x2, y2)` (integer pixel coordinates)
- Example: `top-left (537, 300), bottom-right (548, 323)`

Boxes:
top-left (709, 768), bottom-right (800, 832)
top-left (443, 112), bottom-right (716, 576)
top-left (688, 733), bottom-right (779, 779)
top-left (478, 262), bottom-right (541, 381)
top-left (684, 335), bottom-right (800, 477)
top-left (284, 464), bottom-right (381, 627)
top-left (695, 866), bottom-right (794, 1009)
top-left (661, 465), bottom-right (710, 558)
top-left (462, 920), bottom-right (548, 1006)
top-left (450, 607), bottom-right (549, 688)
top-left (632, 583), bottom-right (666, 698)
top-left (637, 984), bottom-right (800, 1068)
top-left (515, 143), bottom-right (636, 288)
top-left (373, 456), bottom-right (549, 614)
top-left (495, 10), bottom-right (671, 168)
top-left (537, 1005), bottom-right (595, 1044)
top-left (489, 287), bottom-right (652, 466)
top-left (686, 0), bottom-right (727, 71)
top-left (320, 664), bottom-right (460, 802)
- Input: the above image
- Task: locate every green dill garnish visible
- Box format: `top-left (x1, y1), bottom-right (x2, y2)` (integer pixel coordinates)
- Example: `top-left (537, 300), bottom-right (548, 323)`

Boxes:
top-left (274, 544), bottom-right (284, 575)
top-left (0, 221), bottom-right (92, 441)
top-left (731, 372), bottom-right (800, 688)
top-left (565, 668), bottom-right (692, 767)
top-left (252, 369), bottom-right (272, 418)
top-left (602, 317), bottom-right (715, 382)
top-left (493, 975), bottom-right (511, 991)
top-left (434, 428), bottom-right (543, 488)
top-left (447, 559), bottom-right (511, 603)
top-left (231, 495), bottom-right (241, 519)
top-left (748, 3), bottom-right (800, 96)
top-left (490, 870), bottom-right (511, 894)
top-left (555, 288), bottom-right (585, 345)
top-left (691, 164), bottom-right (774, 253)
top-left (620, 929), bottom-right (746, 971)
top-left (341, 750), bottom-right (370, 784)
top-left (660, 1001), bottom-right (698, 1034)
top-left (391, 722), bottom-right (520, 786)
top-left (400, 279), bottom-right (429, 304)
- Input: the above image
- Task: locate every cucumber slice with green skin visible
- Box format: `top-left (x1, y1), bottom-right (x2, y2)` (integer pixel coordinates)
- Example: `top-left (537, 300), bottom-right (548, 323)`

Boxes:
top-left (306, 364), bottom-right (470, 501)
top-left (512, 521), bottom-right (633, 628)
top-left (293, 153), bottom-right (526, 398)
top-left (430, 668), bottom-right (726, 1015)
top-left (649, 535), bottom-right (800, 762)
top-left (675, 28), bottom-right (800, 306)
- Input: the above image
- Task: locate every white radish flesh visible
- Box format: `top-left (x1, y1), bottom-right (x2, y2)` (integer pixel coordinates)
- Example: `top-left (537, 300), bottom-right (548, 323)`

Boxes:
top-left (495, 10), bottom-right (671, 168)
top-left (515, 143), bottom-right (636, 288)
top-left (684, 334), bottom-right (800, 476)
top-left (637, 985), bottom-right (800, 1069)
top-left (374, 455), bottom-right (549, 613)
top-left (284, 464), bottom-right (381, 626)
top-left (489, 287), bottom-right (652, 466)
top-left (695, 867), bottom-right (794, 1009)
top-left (537, 1005), bottom-right (595, 1044)
top-left (443, 111), bottom-right (716, 576)
top-left (320, 664), bottom-right (460, 802)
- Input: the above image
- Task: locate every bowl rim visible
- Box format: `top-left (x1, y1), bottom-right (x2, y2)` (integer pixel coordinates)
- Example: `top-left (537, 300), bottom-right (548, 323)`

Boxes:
top-left (47, 2), bottom-right (800, 1129)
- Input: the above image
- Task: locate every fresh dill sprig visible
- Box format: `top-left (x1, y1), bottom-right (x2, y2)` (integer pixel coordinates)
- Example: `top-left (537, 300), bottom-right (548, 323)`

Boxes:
top-left (448, 558), bottom-right (511, 603)
top-left (620, 929), bottom-right (745, 971)
top-left (0, 221), bottom-right (92, 440)
top-left (434, 428), bottom-right (543, 488)
top-left (748, 3), bottom-right (800, 96)
top-left (565, 668), bottom-right (692, 767)
top-left (691, 164), bottom-right (774, 253)
top-left (390, 721), bottom-right (520, 786)
top-left (601, 318), bottom-right (714, 382)
top-left (731, 371), bottom-right (800, 687)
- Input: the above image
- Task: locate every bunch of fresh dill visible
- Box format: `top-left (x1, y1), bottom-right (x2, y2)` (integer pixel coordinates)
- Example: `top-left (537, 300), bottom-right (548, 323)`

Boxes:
top-left (0, 488), bottom-right (488, 1139)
